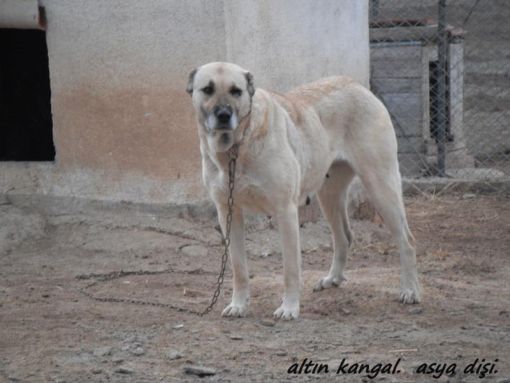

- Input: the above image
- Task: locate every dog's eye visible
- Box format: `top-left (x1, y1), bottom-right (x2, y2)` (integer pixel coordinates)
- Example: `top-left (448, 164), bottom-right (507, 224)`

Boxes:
top-left (230, 87), bottom-right (242, 97)
top-left (202, 86), bottom-right (214, 96)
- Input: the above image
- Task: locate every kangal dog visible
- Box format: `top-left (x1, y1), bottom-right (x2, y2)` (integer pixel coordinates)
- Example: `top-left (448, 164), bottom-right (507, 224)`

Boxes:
top-left (186, 62), bottom-right (421, 320)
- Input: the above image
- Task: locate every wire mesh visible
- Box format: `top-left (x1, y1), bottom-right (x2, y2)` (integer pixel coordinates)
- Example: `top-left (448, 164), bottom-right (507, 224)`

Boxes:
top-left (369, 0), bottom-right (510, 182)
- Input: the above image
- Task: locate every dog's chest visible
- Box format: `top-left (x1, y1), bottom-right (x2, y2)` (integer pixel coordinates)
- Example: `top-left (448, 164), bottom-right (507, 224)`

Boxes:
top-left (204, 165), bottom-right (273, 214)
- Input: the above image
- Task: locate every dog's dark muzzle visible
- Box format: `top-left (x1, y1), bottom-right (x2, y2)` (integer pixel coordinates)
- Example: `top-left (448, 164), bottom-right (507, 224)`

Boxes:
top-left (214, 105), bottom-right (233, 129)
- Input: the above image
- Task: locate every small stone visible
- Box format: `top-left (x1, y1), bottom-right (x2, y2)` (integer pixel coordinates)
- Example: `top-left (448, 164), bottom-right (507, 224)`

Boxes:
top-left (166, 350), bottom-right (183, 360)
top-left (409, 307), bottom-right (424, 315)
top-left (91, 368), bottom-right (102, 375)
top-left (93, 347), bottom-right (112, 357)
top-left (112, 356), bottom-right (124, 364)
top-left (182, 288), bottom-right (200, 297)
top-left (259, 320), bottom-right (275, 327)
top-left (230, 335), bottom-right (243, 340)
top-left (462, 193), bottom-right (476, 199)
top-left (276, 351), bottom-right (288, 356)
top-left (341, 308), bottom-right (351, 315)
top-left (173, 324), bottom-right (184, 329)
top-left (183, 365), bottom-right (216, 377)
top-left (181, 245), bottom-right (208, 257)
top-left (42, 294), bottom-right (50, 298)
top-left (131, 347), bottom-right (145, 356)
top-left (260, 251), bottom-right (272, 258)
top-left (115, 367), bottom-right (134, 374)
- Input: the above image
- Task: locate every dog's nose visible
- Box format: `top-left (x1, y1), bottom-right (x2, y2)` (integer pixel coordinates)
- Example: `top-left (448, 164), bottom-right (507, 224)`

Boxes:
top-left (217, 111), bottom-right (231, 124)
top-left (214, 105), bottom-right (232, 124)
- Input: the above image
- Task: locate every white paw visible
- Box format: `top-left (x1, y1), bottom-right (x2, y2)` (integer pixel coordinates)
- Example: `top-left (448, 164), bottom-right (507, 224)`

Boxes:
top-left (313, 274), bottom-right (346, 292)
top-left (221, 302), bottom-right (248, 317)
top-left (399, 278), bottom-right (422, 304)
top-left (273, 301), bottom-right (300, 320)
top-left (399, 288), bottom-right (421, 304)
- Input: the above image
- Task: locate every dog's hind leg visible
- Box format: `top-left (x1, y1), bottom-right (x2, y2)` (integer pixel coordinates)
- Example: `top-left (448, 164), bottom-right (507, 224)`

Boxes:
top-left (355, 160), bottom-right (421, 304)
top-left (314, 161), bottom-right (355, 292)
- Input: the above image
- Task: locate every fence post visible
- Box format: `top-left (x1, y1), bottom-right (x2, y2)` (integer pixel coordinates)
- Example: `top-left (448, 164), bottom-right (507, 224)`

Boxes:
top-left (437, 0), bottom-right (447, 176)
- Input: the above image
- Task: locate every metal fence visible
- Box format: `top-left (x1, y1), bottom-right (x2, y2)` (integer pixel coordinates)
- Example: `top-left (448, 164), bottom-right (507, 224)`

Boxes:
top-left (369, 0), bottom-right (510, 183)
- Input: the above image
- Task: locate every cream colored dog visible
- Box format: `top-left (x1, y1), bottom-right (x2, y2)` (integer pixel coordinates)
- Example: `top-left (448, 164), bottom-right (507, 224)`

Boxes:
top-left (187, 62), bottom-right (421, 320)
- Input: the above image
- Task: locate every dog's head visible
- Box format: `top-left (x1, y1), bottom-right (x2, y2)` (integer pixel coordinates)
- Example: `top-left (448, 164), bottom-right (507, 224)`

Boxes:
top-left (186, 62), bottom-right (255, 152)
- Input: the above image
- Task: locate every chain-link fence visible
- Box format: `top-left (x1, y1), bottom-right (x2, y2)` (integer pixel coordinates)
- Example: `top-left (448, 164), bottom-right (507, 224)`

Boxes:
top-left (369, 0), bottom-right (510, 184)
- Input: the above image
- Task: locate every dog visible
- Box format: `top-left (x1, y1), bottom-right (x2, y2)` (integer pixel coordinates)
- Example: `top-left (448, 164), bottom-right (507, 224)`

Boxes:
top-left (186, 62), bottom-right (421, 320)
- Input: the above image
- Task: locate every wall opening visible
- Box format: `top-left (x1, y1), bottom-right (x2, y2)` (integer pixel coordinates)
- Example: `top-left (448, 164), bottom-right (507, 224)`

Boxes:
top-left (429, 60), bottom-right (453, 143)
top-left (0, 29), bottom-right (54, 161)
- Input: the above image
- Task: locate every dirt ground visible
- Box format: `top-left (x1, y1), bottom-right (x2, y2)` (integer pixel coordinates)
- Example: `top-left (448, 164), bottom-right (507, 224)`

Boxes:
top-left (1, 191), bottom-right (509, 382)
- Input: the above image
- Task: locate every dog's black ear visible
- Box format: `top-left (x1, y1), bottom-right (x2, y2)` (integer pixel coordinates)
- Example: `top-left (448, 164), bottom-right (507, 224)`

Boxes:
top-left (245, 71), bottom-right (255, 97)
top-left (186, 68), bottom-right (197, 96)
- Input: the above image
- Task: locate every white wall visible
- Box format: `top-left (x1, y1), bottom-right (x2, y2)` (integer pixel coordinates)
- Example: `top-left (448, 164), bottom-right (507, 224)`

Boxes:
top-left (225, 0), bottom-right (369, 90)
top-left (4, 0), bottom-right (369, 205)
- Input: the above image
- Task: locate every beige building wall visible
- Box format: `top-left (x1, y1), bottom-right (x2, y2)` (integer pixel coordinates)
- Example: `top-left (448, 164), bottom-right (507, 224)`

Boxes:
top-left (224, 0), bottom-right (369, 90)
top-left (2, 0), bottom-right (369, 205)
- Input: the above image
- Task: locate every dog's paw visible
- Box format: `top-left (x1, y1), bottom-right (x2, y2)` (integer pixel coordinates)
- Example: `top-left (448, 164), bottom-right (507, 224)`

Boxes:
top-left (399, 279), bottom-right (422, 304)
top-left (399, 288), bottom-right (421, 304)
top-left (222, 302), bottom-right (248, 318)
top-left (273, 302), bottom-right (300, 320)
top-left (313, 275), bottom-right (346, 292)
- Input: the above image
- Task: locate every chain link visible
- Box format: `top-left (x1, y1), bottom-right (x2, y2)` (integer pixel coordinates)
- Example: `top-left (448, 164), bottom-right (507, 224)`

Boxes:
top-left (199, 144), bottom-right (238, 316)
top-left (76, 145), bottom-right (239, 316)
top-left (369, 1), bottom-right (510, 180)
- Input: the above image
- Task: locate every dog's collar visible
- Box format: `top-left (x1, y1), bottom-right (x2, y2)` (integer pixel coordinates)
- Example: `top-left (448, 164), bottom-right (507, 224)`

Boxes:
top-left (234, 109), bottom-right (252, 148)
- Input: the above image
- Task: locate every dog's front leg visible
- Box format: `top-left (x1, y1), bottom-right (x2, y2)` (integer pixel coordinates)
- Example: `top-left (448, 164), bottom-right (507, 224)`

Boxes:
top-left (216, 204), bottom-right (250, 317)
top-left (274, 204), bottom-right (302, 320)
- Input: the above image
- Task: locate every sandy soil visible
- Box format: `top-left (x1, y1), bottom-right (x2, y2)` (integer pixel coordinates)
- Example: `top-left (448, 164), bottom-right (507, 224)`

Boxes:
top-left (1, 192), bottom-right (509, 382)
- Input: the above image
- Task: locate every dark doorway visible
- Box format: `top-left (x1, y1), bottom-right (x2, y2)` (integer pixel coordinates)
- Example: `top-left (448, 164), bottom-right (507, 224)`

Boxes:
top-left (429, 60), bottom-right (454, 144)
top-left (0, 29), bottom-right (54, 161)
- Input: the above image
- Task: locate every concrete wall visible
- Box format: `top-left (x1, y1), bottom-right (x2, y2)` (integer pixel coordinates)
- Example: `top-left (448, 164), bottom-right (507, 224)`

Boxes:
top-left (42, 0), bottom-right (226, 204)
top-left (3, 0), bottom-right (369, 205)
top-left (224, 0), bottom-right (369, 90)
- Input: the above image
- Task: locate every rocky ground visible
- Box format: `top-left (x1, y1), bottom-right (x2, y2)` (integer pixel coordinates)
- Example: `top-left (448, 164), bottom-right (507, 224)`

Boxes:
top-left (0, 192), bottom-right (509, 382)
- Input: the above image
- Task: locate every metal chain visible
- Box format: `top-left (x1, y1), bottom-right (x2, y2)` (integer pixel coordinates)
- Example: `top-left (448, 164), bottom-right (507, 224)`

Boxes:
top-left (199, 144), bottom-right (238, 316)
top-left (76, 145), bottom-right (239, 316)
